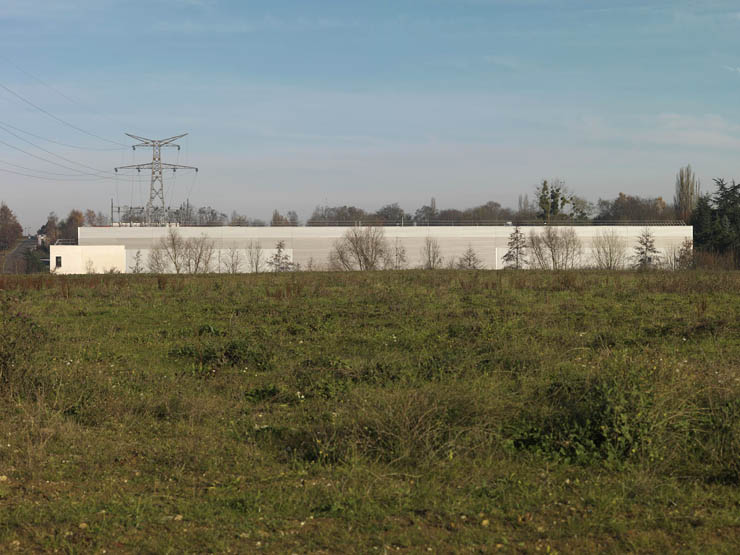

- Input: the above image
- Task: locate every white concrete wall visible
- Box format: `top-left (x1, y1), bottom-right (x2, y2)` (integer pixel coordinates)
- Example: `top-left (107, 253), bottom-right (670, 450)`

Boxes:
top-left (77, 225), bottom-right (693, 272)
top-left (50, 245), bottom-right (126, 274)
top-left (128, 247), bottom-right (289, 274)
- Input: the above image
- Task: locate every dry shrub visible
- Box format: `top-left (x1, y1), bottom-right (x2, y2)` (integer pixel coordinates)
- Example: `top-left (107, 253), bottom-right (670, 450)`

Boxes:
top-left (258, 386), bottom-right (501, 468)
top-left (694, 250), bottom-right (738, 270)
top-left (529, 227), bottom-right (582, 270)
top-left (592, 229), bottom-right (627, 270)
top-left (329, 227), bottom-right (388, 271)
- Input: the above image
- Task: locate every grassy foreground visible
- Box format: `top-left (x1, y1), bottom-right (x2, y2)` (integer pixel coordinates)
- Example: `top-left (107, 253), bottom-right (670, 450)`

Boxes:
top-left (1, 270), bottom-right (740, 553)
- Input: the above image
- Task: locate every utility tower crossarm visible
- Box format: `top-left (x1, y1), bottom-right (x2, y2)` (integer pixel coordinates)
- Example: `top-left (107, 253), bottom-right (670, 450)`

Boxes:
top-left (114, 133), bottom-right (197, 224)
top-left (125, 133), bottom-right (188, 150)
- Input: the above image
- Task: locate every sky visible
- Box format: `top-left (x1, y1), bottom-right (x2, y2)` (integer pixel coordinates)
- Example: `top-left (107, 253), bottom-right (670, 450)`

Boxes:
top-left (2, 0), bottom-right (740, 228)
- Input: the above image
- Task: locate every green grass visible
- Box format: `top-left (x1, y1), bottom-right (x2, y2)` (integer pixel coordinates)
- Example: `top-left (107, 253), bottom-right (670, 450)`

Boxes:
top-left (1, 270), bottom-right (740, 553)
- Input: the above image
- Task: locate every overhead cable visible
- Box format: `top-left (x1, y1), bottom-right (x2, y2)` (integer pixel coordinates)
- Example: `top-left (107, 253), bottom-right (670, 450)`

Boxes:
top-left (0, 122), bottom-right (114, 177)
top-left (0, 157), bottom-right (102, 177)
top-left (0, 55), bottom-right (124, 130)
top-left (0, 119), bottom-right (125, 151)
top-left (0, 165), bottom-right (108, 181)
top-left (0, 80), bottom-right (128, 147)
top-left (0, 137), bottom-right (114, 179)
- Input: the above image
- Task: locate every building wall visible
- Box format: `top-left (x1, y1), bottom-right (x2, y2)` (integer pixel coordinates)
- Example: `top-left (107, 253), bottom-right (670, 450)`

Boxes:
top-left (77, 225), bottom-right (693, 273)
top-left (50, 245), bottom-right (126, 275)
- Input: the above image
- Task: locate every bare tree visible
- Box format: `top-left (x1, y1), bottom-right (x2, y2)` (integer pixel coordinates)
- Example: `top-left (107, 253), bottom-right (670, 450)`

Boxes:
top-left (456, 245), bottom-right (483, 269)
top-left (303, 257), bottom-right (320, 272)
top-left (503, 225), bottom-right (527, 269)
top-left (330, 226), bottom-right (388, 271)
top-left (247, 240), bottom-right (264, 273)
top-left (420, 236), bottom-right (443, 269)
top-left (383, 238), bottom-right (407, 270)
top-left (529, 227), bottom-right (582, 270)
top-left (183, 234), bottom-right (216, 274)
top-left (674, 164), bottom-right (700, 223)
top-left (663, 238), bottom-right (694, 271)
top-left (591, 230), bottom-right (627, 270)
top-left (221, 243), bottom-right (243, 274)
top-left (147, 246), bottom-right (169, 273)
top-left (148, 228), bottom-right (185, 273)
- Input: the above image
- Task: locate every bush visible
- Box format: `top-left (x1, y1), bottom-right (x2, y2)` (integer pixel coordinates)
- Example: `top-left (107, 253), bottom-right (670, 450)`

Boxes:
top-left (509, 369), bottom-right (654, 465)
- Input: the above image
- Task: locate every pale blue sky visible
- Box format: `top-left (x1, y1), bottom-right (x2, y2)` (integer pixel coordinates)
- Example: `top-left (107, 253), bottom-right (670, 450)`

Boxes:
top-left (2, 0), bottom-right (740, 227)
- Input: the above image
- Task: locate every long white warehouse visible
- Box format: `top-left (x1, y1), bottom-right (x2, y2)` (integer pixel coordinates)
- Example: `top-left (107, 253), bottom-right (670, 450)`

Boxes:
top-left (49, 224), bottom-right (692, 274)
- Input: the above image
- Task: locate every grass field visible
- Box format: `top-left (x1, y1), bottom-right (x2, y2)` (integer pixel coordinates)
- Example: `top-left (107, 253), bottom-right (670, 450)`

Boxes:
top-left (1, 270), bottom-right (740, 553)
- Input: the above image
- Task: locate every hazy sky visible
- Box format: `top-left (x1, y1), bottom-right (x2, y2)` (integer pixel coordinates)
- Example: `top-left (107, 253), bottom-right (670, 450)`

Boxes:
top-left (2, 0), bottom-right (740, 228)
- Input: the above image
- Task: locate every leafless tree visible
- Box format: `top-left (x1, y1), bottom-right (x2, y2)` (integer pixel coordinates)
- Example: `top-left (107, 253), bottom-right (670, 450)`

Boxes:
top-left (330, 226), bottom-right (388, 271)
top-left (183, 234), bottom-right (216, 274)
top-left (303, 257), bottom-right (321, 272)
top-left (529, 227), bottom-right (582, 270)
top-left (247, 240), bottom-right (264, 273)
top-left (663, 238), bottom-right (694, 270)
top-left (148, 227), bottom-right (185, 273)
top-left (456, 245), bottom-right (483, 269)
top-left (591, 230), bottom-right (627, 270)
top-left (147, 229), bottom-right (215, 274)
top-left (674, 164), bottom-right (700, 223)
top-left (147, 246), bottom-right (169, 273)
top-left (383, 238), bottom-right (407, 270)
top-left (221, 243), bottom-right (243, 274)
top-left (420, 236), bottom-right (444, 269)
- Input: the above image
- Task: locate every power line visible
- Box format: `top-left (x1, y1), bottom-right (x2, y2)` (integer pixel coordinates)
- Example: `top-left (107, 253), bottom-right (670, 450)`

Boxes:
top-left (0, 122), bottom-right (114, 177)
top-left (0, 136), bottom-right (114, 179)
top-left (0, 80), bottom-right (128, 147)
top-left (0, 55), bottom-right (124, 130)
top-left (0, 157), bottom-right (101, 177)
top-left (0, 165), bottom-right (107, 181)
top-left (0, 119), bottom-right (126, 151)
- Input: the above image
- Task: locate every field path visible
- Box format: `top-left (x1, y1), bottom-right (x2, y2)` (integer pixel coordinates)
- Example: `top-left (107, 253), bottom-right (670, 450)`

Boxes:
top-left (1, 237), bottom-right (35, 274)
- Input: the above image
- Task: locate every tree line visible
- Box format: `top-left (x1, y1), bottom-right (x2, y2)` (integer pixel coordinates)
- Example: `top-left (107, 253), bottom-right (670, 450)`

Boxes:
top-left (106, 167), bottom-right (697, 228)
top-left (11, 161), bottom-right (740, 269)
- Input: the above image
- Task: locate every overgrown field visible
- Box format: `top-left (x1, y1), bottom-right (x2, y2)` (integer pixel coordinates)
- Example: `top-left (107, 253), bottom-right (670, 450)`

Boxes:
top-left (1, 271), bottom-right (740, 553)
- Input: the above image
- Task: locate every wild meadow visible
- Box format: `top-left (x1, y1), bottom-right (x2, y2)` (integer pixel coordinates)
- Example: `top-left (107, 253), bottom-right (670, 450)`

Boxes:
top-left (1, 270), bottom-right (740, 553)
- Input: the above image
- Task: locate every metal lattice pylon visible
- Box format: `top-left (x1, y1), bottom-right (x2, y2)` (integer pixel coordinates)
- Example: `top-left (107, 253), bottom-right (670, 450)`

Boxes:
top-left (114, 133), bottom-right (198, 224)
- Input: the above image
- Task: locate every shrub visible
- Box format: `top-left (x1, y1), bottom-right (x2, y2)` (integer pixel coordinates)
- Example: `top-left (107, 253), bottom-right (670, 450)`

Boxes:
top-left (509, 370), bottom-right (654, 465)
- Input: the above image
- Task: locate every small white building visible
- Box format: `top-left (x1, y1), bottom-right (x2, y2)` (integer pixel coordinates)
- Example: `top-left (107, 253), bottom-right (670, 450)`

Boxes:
top-left (50, 245), bottom-right (126, 274)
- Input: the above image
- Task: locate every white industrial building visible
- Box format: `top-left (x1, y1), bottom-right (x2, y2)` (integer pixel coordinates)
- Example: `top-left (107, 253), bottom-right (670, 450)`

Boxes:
top-left (48, 224), bottom-right (692, 274)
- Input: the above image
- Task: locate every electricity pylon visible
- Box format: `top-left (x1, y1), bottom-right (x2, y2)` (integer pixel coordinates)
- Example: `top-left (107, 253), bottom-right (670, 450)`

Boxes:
top-left (114, 133), bottom-right (198, 225)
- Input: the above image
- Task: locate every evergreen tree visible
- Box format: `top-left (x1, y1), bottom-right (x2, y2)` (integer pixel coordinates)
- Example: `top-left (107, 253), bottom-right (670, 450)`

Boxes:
top-left (503, 225), bottom-right (528, 269)
top-left (632, 228), bottom-right (660, 269)
top-left (267, 240), bottom-right (296, 272)
top-left (456, 245), bottom-right (483, 269)
top-left (690, 195), bottom-right (714, 249)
